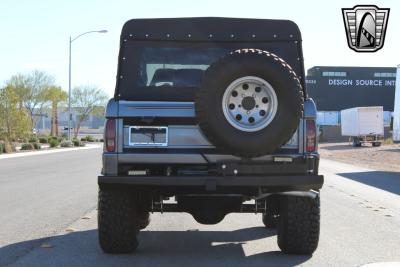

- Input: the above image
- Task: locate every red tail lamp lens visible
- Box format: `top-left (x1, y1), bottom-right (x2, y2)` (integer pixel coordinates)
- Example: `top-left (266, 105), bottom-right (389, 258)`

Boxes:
top-left (105, 119), bottom-right (116, 152)
top-left (306, 120), bottom-right (316, 152)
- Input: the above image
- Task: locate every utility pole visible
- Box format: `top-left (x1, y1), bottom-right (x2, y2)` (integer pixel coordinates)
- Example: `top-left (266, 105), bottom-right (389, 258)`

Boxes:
top-left (68, 30), bottom-right (107, 140)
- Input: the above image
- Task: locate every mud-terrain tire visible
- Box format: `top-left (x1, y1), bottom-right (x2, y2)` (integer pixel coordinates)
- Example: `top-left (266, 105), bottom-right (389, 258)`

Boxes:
top-left (196, 48), bottom-right (304, 157)
top-left (98, 188), bottom-right (139, 254)
top-left (277, 194), bottom-right (320, 255)
top-left (137, 212), bottom-right (150, 229)
top-left (262, 213), bottom-right (278, 228)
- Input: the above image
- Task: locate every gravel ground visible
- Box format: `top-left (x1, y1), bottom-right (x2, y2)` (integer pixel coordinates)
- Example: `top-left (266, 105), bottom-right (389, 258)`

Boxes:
top-left (319, 142), bottom-right (400, 172)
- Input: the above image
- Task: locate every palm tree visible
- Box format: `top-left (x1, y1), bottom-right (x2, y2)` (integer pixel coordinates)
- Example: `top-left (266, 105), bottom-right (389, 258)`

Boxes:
top-left (45, 86), bottom-right (67, 136)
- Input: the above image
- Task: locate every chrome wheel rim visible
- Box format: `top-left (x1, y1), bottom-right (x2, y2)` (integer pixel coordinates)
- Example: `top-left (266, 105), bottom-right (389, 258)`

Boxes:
top-left (222, 76), bottom-right (278, 132)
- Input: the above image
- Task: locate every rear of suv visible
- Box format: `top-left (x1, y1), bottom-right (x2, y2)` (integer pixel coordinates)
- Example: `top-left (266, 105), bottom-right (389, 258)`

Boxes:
top-left (98, 17), bottom-right (323, 255)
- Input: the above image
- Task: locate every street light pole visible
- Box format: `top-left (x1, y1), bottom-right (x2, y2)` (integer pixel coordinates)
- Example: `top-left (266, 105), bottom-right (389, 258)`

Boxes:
top-left (68, 36), bottom-right (72, 141)
top-left (68, 30), bottom-right (107, 141)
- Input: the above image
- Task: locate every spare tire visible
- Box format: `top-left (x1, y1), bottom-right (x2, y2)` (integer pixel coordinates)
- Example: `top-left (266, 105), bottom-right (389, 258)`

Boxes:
top-left (195, 48), bottom-right (304, 157)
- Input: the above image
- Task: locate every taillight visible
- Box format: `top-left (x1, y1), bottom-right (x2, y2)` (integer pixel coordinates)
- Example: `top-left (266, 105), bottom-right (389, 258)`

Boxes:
top-left (306, 120), bottom-right (317, 152)
top-left (105, 119), bottom-right (116, 152)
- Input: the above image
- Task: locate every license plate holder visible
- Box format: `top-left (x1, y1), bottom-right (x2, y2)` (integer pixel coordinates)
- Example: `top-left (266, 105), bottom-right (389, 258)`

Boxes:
top-left (128, 126), bottom-right (168, 147)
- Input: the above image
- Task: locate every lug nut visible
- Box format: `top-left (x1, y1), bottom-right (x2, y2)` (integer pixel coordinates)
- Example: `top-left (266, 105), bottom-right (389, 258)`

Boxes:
top-left (262, 97), bottom-right (269, 103)
top-left (242, 84), bottom-right (249, 90)
top-left (232, 91), bottom-right (238, 97)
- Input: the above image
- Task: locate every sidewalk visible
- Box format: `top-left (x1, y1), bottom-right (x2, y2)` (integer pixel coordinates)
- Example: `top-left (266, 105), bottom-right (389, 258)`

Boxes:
top-left (0, 143), bottom-right (102, 160)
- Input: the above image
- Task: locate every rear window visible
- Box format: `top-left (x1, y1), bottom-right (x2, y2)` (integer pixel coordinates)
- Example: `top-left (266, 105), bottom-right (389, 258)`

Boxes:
top-left (117, 42), bottom-right (301, 101)
top-left (137, 47), bottom-right (230, 88)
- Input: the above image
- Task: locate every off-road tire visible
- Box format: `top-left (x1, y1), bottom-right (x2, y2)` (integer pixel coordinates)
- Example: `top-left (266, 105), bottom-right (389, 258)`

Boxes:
top-left (262, 213), bottom-right (278, 228)
top-left (277, 194), bottom-right (320, 255)
top-left (98, 188), bottom-right (139, 253)
top-left (196, 48), bottom-right (304, 157)
top-left (137, 212), bottom-right (150, 229)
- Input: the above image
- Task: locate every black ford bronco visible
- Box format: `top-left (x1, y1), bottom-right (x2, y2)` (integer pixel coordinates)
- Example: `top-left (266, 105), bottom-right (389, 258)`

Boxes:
top-left (98, 17), bottom-right (323, 255)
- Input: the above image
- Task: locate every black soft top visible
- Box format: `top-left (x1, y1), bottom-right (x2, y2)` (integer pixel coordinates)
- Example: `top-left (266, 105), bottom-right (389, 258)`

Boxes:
top-left (115, 17), bottom-right (306, 101)
top-left (121, 17), bottom-right (302, 42)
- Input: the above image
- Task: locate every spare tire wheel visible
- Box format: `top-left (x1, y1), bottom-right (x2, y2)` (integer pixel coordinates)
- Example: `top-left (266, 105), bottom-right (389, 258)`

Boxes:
top-left (195, 49), bottom-right (304, 157)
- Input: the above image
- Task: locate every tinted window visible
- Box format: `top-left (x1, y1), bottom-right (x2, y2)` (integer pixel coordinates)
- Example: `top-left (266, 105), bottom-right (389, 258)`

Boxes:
top-left (137, 47), bottom-right (230, 88)
top-left (117, 41), bottom-right (303, 101)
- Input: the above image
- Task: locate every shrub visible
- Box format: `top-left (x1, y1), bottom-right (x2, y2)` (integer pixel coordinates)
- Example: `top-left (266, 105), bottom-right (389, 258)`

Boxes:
top-left (20, 143), bottom-right (34, 150)
top-left (72, 139), bottom-right (79, 147)
top-left (60, 140), bottom-right (73, 148)
top-left (4, 141), bottom-right (16, 153)
top-left (99, 138), bottom-right (104, 142)
top-left (72, 139), bottom-right (86, 147)
top-left (49, 139), bottom-right (59, 148)
top-left (72, 139), bottom-right (80, 147)
top-left (84, 135), bottom-right (95, 142)
top-left (80, 137), bottom-right (86, 142)
top-left (49, 136), bottom-right (63, 143)
top-left (39, 137), bottom-right (48, 144)
top-left (33, 143), bottom-right (41, 150)
top-left (28, 137), bottom-right (38, 143)
top-left (0, 143), bottom-right (4, 154)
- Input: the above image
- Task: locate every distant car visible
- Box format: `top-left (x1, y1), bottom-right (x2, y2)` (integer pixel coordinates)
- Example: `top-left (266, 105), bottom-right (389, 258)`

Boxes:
top-left (98, 17), bottom-right (323, 255)
top-left (32, 128), bottom-right (38, 134)
top-left (63, 127), bottom-right (74, 133)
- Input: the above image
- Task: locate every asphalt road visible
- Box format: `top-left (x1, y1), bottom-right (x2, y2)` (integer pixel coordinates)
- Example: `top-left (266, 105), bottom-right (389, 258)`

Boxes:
top-left (0, 148), bottom-right (399, 267)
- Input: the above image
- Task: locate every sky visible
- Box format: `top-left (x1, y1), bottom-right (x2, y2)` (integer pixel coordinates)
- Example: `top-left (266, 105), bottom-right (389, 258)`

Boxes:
top-left (0, 0), bottom-right (399, 97)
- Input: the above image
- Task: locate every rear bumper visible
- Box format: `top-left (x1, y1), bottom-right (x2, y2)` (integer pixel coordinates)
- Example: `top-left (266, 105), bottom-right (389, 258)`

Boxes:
top-left (98, 174), bottom-right (324, 191)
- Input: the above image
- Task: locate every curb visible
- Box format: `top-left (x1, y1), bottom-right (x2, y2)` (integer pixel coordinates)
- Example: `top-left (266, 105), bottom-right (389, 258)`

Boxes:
top-left (0, 144), bottom-right (102, 160)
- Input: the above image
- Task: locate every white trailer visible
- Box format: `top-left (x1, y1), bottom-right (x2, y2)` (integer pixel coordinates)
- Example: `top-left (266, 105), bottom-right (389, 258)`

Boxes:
top-left (341, 106), bottom-right (384, 147)
top-left (393, 64), bottom-right (400, 142)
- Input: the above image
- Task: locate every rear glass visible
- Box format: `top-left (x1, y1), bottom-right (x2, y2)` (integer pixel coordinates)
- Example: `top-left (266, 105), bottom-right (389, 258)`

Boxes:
top-left (137, 47), bottom-right (231, 88)
top-left (117, 41), bottom-right (301, 101)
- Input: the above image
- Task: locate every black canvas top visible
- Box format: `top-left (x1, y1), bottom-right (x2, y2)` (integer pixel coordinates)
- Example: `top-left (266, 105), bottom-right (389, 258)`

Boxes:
top-left (121, 17), bottom-right (302, 42)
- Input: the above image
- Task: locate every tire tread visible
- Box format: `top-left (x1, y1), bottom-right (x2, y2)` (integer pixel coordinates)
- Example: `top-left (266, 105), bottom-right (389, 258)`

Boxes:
top-left (277, 195), bottom-right (320, 254)
top-left (98, 189), bottom-right (139, 253)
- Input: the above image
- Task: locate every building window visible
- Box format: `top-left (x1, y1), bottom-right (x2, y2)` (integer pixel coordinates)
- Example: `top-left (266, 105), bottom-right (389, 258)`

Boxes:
top-left (322, 71), bottom-right (347, 77)
top-left (374, 72), bottom-right (396, 78)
